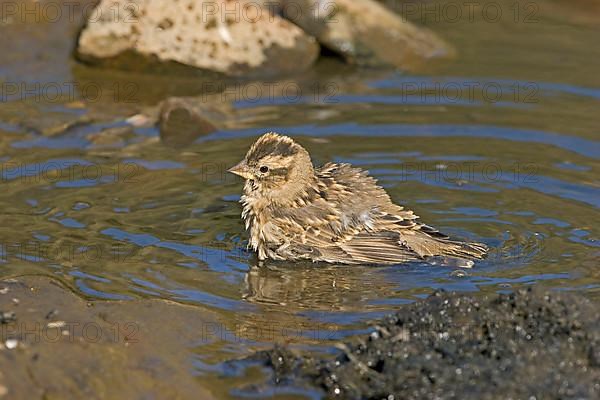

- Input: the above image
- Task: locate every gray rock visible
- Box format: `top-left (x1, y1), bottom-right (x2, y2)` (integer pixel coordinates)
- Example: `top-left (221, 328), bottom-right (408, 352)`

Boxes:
top-left (76, 0), bottom-right (320, 77)
top-left (274, 0), bottom-right (454, 70)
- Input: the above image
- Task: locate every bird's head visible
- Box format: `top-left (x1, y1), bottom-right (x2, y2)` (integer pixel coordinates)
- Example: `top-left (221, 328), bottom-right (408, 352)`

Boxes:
top-left (228, 132), bottom-right (315, 201)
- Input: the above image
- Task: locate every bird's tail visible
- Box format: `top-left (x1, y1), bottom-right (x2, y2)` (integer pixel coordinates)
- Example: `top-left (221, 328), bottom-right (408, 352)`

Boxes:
top-left (436, 239), bottom-right (488, 260)
top-left (406, 231), bottom-right (488, 260)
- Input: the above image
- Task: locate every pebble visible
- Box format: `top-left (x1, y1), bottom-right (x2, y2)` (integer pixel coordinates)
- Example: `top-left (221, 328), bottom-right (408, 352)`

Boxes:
top-left (4, 340), bottom-right (17, 350)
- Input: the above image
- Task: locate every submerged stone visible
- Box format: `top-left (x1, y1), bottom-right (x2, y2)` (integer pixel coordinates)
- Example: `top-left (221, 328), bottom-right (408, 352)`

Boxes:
top-left (159, 97), bottom-right (229, 146)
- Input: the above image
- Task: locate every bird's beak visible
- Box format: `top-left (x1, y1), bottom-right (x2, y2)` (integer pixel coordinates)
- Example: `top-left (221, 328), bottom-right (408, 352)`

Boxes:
top-left (228, 160), bottom-right (253, 179)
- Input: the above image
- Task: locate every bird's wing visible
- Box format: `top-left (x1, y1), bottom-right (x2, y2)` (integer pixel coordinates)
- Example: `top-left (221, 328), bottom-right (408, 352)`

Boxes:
top-left (269, 163), bottom-right (418, 264)
top-left (326, 231), bottom-right (419, 264)
top-left (316, 163), bottom-right (419, 235)
top-left (313, 163), bottom-right (486, 262)
top-left (271, 210), bottom-right (419, 264)
top-left (271, 162), bottom-right (486, 264)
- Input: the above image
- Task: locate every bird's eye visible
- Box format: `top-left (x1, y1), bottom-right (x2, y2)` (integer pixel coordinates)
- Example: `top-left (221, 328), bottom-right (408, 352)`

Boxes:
top-left (259, 166), bottom-right (269, 173)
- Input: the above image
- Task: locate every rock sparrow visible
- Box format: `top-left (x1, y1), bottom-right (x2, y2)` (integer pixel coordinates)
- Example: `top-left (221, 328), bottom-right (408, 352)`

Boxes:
top-left (228, 132), bottom-right (488, 265)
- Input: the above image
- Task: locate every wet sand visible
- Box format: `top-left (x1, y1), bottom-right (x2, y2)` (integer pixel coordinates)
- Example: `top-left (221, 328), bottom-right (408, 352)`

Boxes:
top-left (0, 276), bottom-right (218, 399)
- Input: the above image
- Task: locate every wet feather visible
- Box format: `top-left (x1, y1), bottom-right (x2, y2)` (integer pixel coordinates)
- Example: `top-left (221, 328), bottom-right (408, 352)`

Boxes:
top-left (229, 132), bottom-right (488, 265)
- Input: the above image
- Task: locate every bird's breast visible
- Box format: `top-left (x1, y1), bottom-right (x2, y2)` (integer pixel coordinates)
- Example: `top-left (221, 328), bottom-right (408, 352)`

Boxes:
top-left (240, 195), bottom-right (281, 253)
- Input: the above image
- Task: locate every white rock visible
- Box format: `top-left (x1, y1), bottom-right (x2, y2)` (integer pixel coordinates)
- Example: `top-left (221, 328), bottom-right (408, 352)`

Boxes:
top-left (77, 0), bottom-right (319, 76)
top-left (4, 339), bottom-right (17, 350)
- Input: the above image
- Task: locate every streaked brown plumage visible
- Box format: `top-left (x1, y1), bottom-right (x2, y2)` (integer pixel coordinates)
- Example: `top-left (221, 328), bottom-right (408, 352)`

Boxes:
top-left (228, 132), bottom-right (488, 265)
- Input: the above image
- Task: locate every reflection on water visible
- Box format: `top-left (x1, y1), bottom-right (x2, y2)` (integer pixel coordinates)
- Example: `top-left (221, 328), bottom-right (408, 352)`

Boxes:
top-left (0, 0), bottom-right (599, 397)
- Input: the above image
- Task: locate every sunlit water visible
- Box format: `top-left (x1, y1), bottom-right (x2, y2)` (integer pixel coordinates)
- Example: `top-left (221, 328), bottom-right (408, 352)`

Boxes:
top-left (0, 0), bottom-right (599, 397)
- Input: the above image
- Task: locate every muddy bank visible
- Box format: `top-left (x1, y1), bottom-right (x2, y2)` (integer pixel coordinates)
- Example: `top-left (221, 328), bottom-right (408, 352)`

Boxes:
top-left (0, 276), bottom-right (218, 399)
top-left (248, 288), bottom-right (600, 399)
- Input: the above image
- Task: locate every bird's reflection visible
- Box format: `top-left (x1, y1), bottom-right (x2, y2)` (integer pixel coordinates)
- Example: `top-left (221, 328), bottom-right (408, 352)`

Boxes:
top-left (242, 261), bottom-right (400, 311)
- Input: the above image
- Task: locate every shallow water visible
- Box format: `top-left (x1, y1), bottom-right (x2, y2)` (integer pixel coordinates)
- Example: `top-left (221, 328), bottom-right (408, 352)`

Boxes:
top-left (0, 0), bottom-right (599, 397)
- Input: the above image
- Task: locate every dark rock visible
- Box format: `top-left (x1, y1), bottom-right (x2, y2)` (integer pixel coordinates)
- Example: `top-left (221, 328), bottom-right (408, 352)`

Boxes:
top-left (250, 288), bottom-right (600, 399)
